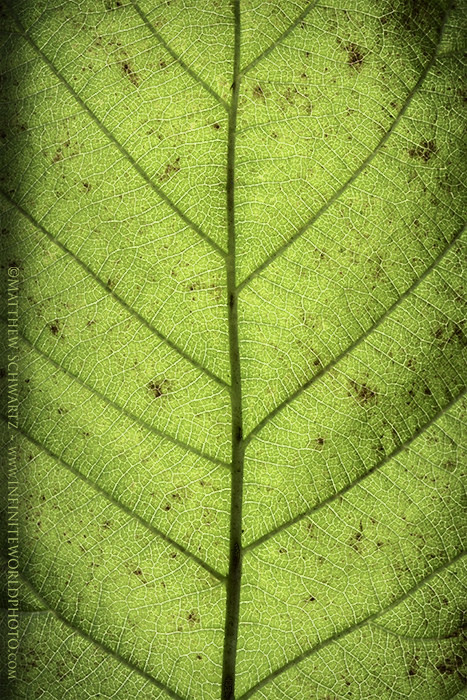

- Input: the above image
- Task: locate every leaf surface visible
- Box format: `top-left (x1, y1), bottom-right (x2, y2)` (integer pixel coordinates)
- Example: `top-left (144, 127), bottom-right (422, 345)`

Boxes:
top-left (1, 0), bottom-right (466, 698)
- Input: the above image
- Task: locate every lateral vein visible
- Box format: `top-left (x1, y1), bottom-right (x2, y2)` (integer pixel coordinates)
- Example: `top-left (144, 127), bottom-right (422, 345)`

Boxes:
top-left (130, 0), bottom-right (229, 111)
top-left (239, 8), bottom-right (453, 291)
top-left (5, 419), bottom-right (226, 581)
top-left (238, 551), bottom-right (466, 699)
top-left (245, 388), bottom-right (466, 551)
top-left (7, 6), bottom-right (227, 259)
top-left (5, 326), bottom-right (230, 469)
top-left (11, 570), bottom-right (190, 700)
top-left (244, 222), bottom-right (465, 444)
top-left (240, 0), bottom-right (320, 76)
top-left (1, 189), bottom-right (230, 390)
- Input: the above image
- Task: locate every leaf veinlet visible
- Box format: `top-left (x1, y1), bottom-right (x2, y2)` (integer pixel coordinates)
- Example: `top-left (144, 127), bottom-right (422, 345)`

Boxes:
top-left (222, 1), bottom-right (243, 698)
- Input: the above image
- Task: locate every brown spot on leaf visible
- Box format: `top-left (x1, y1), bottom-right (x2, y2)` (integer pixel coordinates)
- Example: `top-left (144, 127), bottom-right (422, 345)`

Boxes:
top-left (408, 140), bottom-right (437, 162)
top-left (434, 321), bottom-right (465, 346)
top-left (408, 655), bottom-right (419, 677)
top-left (344, 42), bottom-right (365, 70)
top-left (187, 610), bottom-right (199, 624)
top-left (159, 157), bottom-right (180, 182)
top-left (148, 378), bottom-right (170, 397)
top-left (436, 655), bottom-right (463, 675)
top-left (122, 62), bottom-right (140, 86)
top-left (349, 379), bottom-right (377, 404)
top-left (50, 320), bottom-right (60, 336)
top-left (253, 84), bottom-right (265, 100)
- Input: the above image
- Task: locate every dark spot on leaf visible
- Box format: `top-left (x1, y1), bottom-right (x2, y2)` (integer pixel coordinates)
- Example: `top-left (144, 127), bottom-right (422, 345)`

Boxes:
top-left (82, 182), bottom-right (91, 191)
top-left (283, 87), bottom-right (294, 104)
top-left (148, 379), bottom-right (170, 397)
top-left (434, 322), bottom-right (465, 346)
top-left (436, 656), bottom-right (463, 675)
top-left (196, 654), bottom-right (202, 660)
top-left (278, 547), bottom-right (287, 554)
top-left (317, 437), bottom-right (324, 445)
top-left (121, 62), bottom-right (140, 87)
top-left (212, 123), bottom-right (220, 130)
top-left (187, 610), bottom-right (199, 624)
top-left (408, 140), bottom-right (437, 162)
top-left (52, 150), bottom-right (62, 163)
top-left (344, 42), bottom-right (365, 70)
top-left (163, 504), bottom-right (171, 511)
top-left (349, 379), bottom-right (377, 404)
top-left (350, 522), bottom-right (364, 550)
top-left (408, 655), bottom-right (419, 676)
top-left (449, 323), bottom-right (465, 345)
top-left (305, 595), bottom-right (316, 603)
top-left (253, 84), bottom-right (265, 100)
top-left (50, 320), bottom-right (60, 336)
top-left (159, 157), bottom-right (180, 182)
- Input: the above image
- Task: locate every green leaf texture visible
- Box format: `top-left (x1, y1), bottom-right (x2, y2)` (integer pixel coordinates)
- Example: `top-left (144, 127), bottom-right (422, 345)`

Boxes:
top-left (1, 0), bottom-right (466, 698)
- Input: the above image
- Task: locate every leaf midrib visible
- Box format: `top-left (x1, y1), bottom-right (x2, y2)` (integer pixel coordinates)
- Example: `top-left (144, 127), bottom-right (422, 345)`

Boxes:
top-left (221, 2), bottom-right (244, 698)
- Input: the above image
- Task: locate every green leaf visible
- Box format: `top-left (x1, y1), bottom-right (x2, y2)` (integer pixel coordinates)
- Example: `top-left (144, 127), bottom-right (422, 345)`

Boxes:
top-left (1, 0), bottom-right (466, 698)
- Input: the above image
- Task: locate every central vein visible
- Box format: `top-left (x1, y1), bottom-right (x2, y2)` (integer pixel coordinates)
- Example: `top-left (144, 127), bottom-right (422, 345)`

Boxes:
top-left (222, 1), bottom-right (243, 698)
